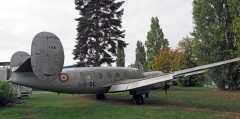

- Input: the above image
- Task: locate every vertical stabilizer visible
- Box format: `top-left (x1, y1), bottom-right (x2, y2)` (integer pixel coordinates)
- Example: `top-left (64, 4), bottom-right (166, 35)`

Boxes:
top-left (31, 32), bottom-right (64, 81)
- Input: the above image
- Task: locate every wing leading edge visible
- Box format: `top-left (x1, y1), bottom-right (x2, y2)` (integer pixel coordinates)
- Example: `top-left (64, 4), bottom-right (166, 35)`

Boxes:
top-left (108, 58), bottom-right (240, 92)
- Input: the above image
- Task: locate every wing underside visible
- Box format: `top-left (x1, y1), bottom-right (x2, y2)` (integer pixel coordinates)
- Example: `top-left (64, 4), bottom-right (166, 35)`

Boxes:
top-left (108, 74), bottom-right (173, 92)
top-left (108, 58), bottom-right (240, 93)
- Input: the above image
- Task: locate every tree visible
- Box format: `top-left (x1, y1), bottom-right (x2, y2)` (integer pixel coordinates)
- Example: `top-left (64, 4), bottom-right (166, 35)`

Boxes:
top-left (192, 0), bottom-right (240, 90)
top-left (145, 17), bottom-right (169, 71)
top-left (178, 36), bottom-right (203, 86)
top-left (230, 0), bottom-right (240, 55)
top-left (73, 0), bottom-right (126, 67)
top-left (178, 36), bottom-right (196, 68)
top-left (135, 41), bottom-right (147, 70)
top-left (152, 48), bottom-right (184, 73)
top-left (116, 48), bottom-right (125, 67)
top-left (116, 40), bottom-right (127, 67)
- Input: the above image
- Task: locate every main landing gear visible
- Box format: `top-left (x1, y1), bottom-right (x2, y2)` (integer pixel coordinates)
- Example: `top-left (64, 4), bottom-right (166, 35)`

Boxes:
top-left (132, 95), bottom-right (144, 105)
top-left (130, 90), bottom-right (149, 105)
top-left (96, 93), bottom-right (106, 100)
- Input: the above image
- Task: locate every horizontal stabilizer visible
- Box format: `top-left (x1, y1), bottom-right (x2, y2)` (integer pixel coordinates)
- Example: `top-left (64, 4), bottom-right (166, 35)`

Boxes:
top-left (15, 58), bottom-right (33, 72)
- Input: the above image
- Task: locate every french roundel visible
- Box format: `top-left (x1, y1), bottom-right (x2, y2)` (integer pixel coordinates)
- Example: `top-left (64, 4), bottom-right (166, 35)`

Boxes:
top-left (59, 73), bottom-right (69, 83)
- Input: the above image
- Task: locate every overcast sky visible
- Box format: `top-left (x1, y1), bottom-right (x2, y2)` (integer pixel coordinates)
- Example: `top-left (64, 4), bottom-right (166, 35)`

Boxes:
top-left (0, 0), bottom-right (193, 66)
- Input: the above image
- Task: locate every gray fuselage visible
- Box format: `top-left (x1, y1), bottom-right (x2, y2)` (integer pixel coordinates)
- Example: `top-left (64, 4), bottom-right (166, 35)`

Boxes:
top-left (10, 67), bottom-right (165, 94)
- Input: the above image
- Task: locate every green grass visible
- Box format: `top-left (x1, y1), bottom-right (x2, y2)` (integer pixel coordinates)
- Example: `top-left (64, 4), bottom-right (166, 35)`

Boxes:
top-left (0, 87), bottom-right (240, 119)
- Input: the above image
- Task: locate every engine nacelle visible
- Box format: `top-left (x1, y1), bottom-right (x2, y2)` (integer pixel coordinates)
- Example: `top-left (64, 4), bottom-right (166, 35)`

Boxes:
top-left (31, 32), bottom-right (64, 81)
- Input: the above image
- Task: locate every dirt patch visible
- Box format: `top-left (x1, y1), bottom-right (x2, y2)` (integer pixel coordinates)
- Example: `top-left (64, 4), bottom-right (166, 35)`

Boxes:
top-left (60, 95), bottom-right (97, 108)
top-left (67, 94), bottom-right (95, 100)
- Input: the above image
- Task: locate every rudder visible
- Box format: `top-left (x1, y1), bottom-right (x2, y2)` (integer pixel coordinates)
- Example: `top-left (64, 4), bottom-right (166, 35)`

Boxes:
top-left (31, 32), bottom-right (64, 81)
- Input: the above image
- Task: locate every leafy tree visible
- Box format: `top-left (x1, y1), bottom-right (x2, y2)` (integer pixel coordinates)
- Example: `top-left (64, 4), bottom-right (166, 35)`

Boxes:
top-left (230, 0), bottom-right (240, 55)
top-left (145, 17), bottom-right (169, 71)
top-left (178, 36), bottom-right (196, 68)
top-left (135, 41), bottom-right (147, 71)
top-left (192, 0), bottom-right (240, 90)
top-left (116, 48), bottom-right (125, 67)
top-left (116, 40), bottom-right (127, 67)
top-left (178, 36), bottom-right (204, 86)
top-left (152, 48), bottom-right (184, 73)
top-left (73, 0), bottom-right (126, 67)
top-left (170, 50), bottom-right (185, 71)
top-left (128, 63), bottom-right (136, 68)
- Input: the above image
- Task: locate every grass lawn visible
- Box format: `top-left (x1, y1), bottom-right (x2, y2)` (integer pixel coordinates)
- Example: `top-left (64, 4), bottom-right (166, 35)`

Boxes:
top-left (0, 87), bottom-right (240, 119)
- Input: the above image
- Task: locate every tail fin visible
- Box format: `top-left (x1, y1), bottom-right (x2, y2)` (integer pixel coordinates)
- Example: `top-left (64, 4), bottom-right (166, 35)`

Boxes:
top-left (10, 32), bottom-right (64, 81)
top-left (31, 32), bottom-right (64, 81)
top-left (10, 51), bottom-right (31, 72)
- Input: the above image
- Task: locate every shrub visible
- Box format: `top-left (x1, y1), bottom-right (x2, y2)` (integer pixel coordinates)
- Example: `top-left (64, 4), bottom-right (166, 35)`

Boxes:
top-left (0, 80), bottom-right (15, 107)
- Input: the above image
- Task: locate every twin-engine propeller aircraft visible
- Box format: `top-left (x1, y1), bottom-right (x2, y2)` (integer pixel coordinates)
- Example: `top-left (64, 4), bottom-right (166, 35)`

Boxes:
top-left (9, 32), bottom-right (240, 105)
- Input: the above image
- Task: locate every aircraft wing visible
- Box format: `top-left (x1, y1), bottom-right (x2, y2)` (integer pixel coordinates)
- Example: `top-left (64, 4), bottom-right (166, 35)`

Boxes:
top-left (108, 58), bottom-right (240, 93)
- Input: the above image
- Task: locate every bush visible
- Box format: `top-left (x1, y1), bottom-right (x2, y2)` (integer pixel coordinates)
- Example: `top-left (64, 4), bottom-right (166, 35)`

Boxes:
top-left (0, 80), bottom-right (15, 107)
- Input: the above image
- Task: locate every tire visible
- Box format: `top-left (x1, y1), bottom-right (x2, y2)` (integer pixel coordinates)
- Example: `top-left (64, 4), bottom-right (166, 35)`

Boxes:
top-left (134, 95), bottom-right (144, 105)
top-left (96, 94), bottom-right (106, 100)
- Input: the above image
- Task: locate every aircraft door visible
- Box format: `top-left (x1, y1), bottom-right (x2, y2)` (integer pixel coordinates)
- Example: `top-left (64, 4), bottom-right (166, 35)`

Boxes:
top-left (78, 72), bottom-right (87, 88)
top-left (85, 72), bottom-right (96, 87)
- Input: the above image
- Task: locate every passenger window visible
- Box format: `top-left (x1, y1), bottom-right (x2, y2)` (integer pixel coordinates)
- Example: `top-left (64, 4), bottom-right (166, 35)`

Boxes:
top-left (86, 74), bottom-right (92, 80)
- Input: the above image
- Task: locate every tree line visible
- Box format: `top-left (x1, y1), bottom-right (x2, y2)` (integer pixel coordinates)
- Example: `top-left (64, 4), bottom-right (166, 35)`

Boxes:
top-left (73, 0), bottom-right (240, 90)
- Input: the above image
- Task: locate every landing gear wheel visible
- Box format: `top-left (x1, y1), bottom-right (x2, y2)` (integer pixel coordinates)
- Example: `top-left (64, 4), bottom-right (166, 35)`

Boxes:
top-left (145, 93), bottom-right (149, 98)
top-left (96, 94), bottom-right (106, 100)
top-left (133, 95), bottom-right (144, 105)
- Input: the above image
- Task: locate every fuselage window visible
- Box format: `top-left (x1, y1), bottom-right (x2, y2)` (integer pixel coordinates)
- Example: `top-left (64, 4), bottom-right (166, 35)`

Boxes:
top-left (86, 74), bottom-right (92, 80)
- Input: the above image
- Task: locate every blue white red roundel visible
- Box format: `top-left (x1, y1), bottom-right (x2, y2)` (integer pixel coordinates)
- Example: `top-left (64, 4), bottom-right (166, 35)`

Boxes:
top-left (59, 73), bottom-right (69, 83)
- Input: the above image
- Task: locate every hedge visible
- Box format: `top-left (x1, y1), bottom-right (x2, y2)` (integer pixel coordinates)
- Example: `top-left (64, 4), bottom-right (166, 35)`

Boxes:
top-left (0, 80), bottom-right (14, 107)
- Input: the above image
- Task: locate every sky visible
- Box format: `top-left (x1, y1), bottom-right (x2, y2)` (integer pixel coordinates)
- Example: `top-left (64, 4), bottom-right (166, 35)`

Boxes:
top-left (0, 0), bottom-right (194, 66)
